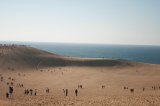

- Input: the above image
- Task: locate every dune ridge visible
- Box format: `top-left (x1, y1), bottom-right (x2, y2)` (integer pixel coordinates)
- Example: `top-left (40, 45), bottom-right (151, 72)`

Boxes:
top-left (0, 45), bottom-right (137, 70)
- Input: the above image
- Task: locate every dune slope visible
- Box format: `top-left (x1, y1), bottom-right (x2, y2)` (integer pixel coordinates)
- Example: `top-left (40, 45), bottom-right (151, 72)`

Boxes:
top-left (0, 45), bottom-right (135, 70)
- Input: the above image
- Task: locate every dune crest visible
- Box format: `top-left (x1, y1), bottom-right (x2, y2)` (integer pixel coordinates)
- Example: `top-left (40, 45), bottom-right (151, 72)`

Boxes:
top-left (0, 45), bottom-right (136, 71)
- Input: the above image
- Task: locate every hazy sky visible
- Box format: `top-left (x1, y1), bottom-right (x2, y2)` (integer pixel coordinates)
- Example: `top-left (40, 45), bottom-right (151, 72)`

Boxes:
top-left (0, 0), bottom-right (160, 45)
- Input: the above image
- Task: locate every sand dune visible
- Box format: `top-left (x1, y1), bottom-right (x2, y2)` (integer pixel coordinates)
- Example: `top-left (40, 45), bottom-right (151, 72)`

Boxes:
top-left (0, 45), bottom-right (136, 71)
top-left (0, 45), bottom-right (160, 106)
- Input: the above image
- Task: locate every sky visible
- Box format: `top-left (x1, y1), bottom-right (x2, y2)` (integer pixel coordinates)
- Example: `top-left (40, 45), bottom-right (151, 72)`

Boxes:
top-left (0, 0), bottom-right (160, 45)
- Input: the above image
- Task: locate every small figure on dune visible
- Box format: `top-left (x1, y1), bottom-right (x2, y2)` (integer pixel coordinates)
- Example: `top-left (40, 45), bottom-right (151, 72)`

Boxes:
top-left (21, 84), bottom-right (24, 87)
top-left (9, 86), bottom-right (13, 98)
top-left (8, 77), bottom-right (11, 80)
top-left (1, 76), bottom-right (3, 82)
top-left (6, 92), bottom-right (9, 99)
top-left (34, 89), bottom-right (37, 96)
top-left (24, 89), bottom-right (29, 95)
top-left (8, 67), bottom-right (10, 70)
top-left (12, 68), bottom-right (15, 71)
top-left (18, 84), bottom-right (23, 87)
top-left (9, 86), bottom-right (13, 94)
top-left (75, 89), bottom-right (78, 96)
top-left (46, 88), bottom-right (50, 93)
top-left (7, 82), bottom-right (9, 85)
top-left (143, 88), bottom-right (145, 91)
top-left (124, 86), bottom-right (128, 90)
top-left (27, 89), bottom-right (29, 95)
top-left (130, 88), bottom-right (134, 93)
top-left (65, 89), bottom-right (68, 96)
top-left (154, 86), bottom-right (156, 90)
top-left (78, 85), bottom-right (83, 89)
top-left (11, 78), bottom-right (15, 81)
top-left (102, 85), bottom-right (105, 89)
top-left (30, 89), bottom-right (33, 95)
top-left (11, 82), bottom-right (13, 86)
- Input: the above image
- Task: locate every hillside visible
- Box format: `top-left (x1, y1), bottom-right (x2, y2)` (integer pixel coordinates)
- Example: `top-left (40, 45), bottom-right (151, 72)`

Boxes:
top-left (0, 44), bottom-right (136, 70)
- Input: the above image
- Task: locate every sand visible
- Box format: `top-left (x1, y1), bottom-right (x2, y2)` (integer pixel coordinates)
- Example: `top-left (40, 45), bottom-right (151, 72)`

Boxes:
top-left (0, 45), bottom-right (160, 106)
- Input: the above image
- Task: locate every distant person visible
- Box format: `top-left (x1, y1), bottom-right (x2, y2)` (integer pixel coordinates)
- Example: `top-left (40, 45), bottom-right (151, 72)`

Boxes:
top-left (66, 89), bottom-right (68, 96)
top-left (9, 86), bottom-right (13, 94)
top-left (30, 89), bottom-right (33, 95)
top-left (8, 86), bottom-right (13, 98)
top-left (102, 85), bottom-right (105, 89)
top-left (7, 82), bottom-right (9, 85)
top-left (154, 86), bottom-right (156, 90)
top-left (27, 89), bottom-right (29, 95)
top-left (143, 88), bottom-right (145, 91)
top-left (11, 82), bottom-right (13, 86)
top-left (1, 76), bottom-right (3, 81)
top-left (6, 92), bottom-right (9, 99)
top-left (78, 85), bottom-right (82, 89)
top-left (48, 88), bottom-right (50, 93)
top-left (34, 89), bottom-right (37, 96)
top-left (46, 88), bottom-right (50, 93)
top-left (75, 89), bottom-right (78, 96)
top-left (130, 89), bottom-right (134, 93)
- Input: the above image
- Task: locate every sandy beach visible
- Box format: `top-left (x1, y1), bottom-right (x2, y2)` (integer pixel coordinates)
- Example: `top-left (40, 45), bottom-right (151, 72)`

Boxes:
top-left (0, 45), bottom-right (160, 106)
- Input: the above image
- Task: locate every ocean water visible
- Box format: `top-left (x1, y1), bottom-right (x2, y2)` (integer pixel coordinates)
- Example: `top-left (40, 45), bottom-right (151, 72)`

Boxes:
top-left (1, 41), bottom-right (160, 64)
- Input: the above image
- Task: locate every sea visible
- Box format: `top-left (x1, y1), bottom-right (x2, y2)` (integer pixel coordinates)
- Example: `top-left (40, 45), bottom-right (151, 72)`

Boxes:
top-left (1, 41), bottom-right (160, 64)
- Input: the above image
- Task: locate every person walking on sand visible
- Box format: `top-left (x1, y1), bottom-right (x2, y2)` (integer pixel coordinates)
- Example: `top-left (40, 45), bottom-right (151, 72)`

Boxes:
top-left (6, 92), bottom-right (9, 99)
top-left (9, 86), bottom-right (13, 98)
top-left (75, 89), bottom-right (78, 96)
top-left (30, 89), bottom-right (33, 95)
top-left (34, 89), bottom-right (37, 96)
top-left (46, 88), bottom-right (49, 93)
top-left (26, 89), bottom-right (29, 95)
top-left (66, 89), bottom-right (68, 96)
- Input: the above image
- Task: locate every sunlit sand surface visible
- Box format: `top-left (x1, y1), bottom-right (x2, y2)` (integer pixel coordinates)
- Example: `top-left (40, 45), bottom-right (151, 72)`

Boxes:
top-left (0, 45), bottom-right (160, 106)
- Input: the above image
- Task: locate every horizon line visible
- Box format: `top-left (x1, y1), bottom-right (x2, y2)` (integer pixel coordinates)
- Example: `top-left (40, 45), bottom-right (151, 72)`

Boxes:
top-left (0, 40), bottom-right (160, 47)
